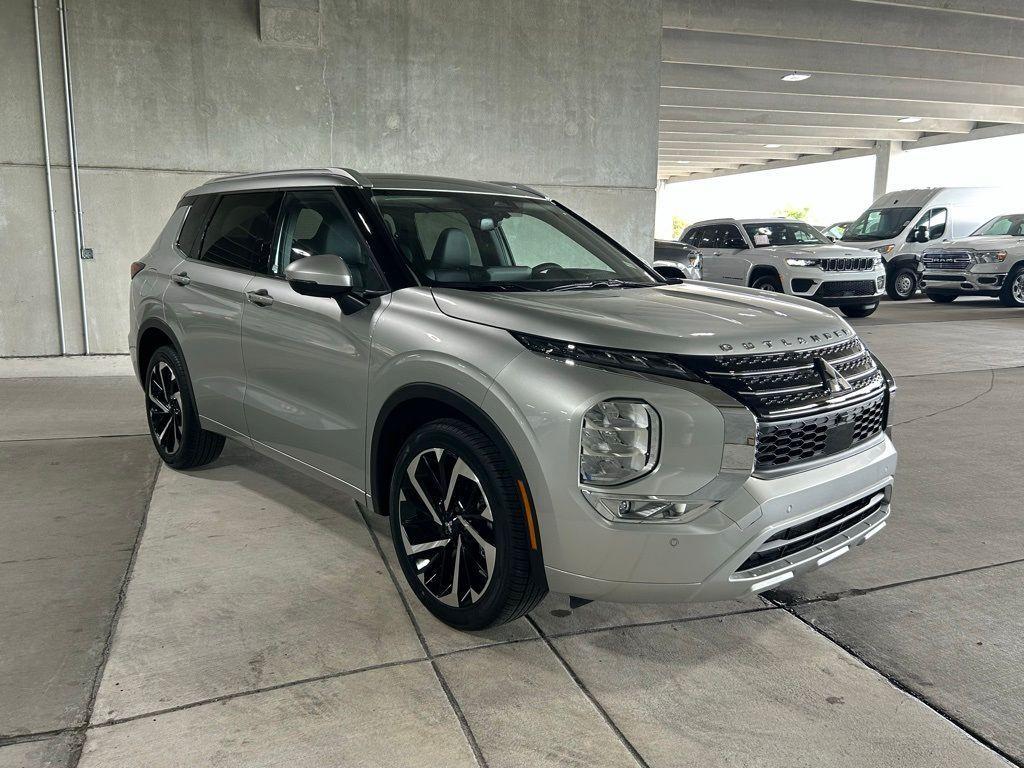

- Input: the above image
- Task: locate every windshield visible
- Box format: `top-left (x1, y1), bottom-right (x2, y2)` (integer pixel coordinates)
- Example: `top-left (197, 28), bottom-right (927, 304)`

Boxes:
top-left (371, 192), bottom-right (658, 290)
top-left (742, 222), bottom-right (827, 247)
top-left (971, 214), bottom-right (1024, 237)
top-left (841, 206), bottom-right (920, 242)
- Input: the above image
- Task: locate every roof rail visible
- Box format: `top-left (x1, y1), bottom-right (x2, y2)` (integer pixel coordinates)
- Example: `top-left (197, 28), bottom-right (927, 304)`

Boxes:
top-left (207, 167), bottom-right (363, 185)
top-left (487, 181), bottom-right (548, 199)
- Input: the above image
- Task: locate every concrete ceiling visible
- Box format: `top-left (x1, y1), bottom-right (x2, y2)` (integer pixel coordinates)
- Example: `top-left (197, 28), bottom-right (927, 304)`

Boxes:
top-left (658, 0), bottom-right (1024, 182)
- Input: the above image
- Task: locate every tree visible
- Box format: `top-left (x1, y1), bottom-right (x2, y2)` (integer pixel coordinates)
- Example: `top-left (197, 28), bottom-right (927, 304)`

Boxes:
top-left (775, 206), bottom-right (811, 221)
top-left (671, 216), bottom-right (688, 239)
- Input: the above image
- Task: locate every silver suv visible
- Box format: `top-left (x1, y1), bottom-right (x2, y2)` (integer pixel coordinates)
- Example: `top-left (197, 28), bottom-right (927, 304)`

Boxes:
top-left (130, 169), bottom-right (898, 629)
top-left (681, 218), bottom-right (886, 318)
top-left (919, 213), bottom-right (1024, 306)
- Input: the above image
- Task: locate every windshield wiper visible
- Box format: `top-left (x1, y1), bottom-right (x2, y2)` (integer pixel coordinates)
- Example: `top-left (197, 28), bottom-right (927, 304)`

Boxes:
top-left (438, 282), bottom-right (535, 292)
top-left (546, 279), bottom-right (650, 292)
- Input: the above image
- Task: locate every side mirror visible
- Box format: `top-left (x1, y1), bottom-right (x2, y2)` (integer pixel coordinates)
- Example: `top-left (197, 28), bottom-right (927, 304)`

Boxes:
top-left (827, 235), bottom-right (836, 243)
top-left (284, 254), bottom-right (353, 297)
top-left (654, 265), bottom-right (686, 280)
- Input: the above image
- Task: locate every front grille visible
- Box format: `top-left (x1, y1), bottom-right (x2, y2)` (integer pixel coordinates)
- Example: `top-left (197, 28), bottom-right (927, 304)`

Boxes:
top-left (755, 395), bottom-right (885, 470)
top-left (921, 251), bottom-right (972, 271)
top-left (817, 280), bottom-right (877, 297)
top-left (821, 257), bottom-right (873, 272)
top-left (682, 337), bottom-right (884, 419)
top-left (737, 491), bottom-right (885, 572)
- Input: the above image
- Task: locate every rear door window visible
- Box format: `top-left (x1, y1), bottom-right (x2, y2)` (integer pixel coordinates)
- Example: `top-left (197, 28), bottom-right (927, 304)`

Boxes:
top-left (176, 195), bottom-right (216, 258)
top-left (198, 192), bottom-right (282, 272)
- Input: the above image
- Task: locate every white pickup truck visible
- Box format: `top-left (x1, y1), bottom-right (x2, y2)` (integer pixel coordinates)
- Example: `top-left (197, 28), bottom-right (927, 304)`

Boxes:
top-left (680, 218), bottom-right (886, 318)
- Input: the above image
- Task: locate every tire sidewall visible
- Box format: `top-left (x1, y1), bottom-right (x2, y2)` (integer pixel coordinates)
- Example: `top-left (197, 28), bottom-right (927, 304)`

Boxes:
top-left (888, 267), bottom-right (917, 300)
top-left (388, 422), bottom-right (518, 628)
top-left (752, 275), bottom-right (782, 292)
top-left (144, 346), bottom-right (200, 467)
top-left (1001, 266), bottom-right (1024, 307)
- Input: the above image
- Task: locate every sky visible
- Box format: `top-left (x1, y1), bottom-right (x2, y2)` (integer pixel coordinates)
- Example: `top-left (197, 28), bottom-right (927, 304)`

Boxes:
top-left (655, 133), bottom-right (1024, 238)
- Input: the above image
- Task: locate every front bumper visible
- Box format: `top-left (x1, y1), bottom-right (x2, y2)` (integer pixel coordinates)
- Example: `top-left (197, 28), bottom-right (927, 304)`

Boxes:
top-left (920, 266), bottom-right (1007, 296)
top-left (544, 433), bottom-right (896, 603)
top-left (786, 267), bottom-right (885, 306)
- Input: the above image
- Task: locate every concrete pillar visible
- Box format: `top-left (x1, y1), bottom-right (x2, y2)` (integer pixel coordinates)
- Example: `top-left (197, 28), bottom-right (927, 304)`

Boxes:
top-left (873, 140), bottom-right (903, 199)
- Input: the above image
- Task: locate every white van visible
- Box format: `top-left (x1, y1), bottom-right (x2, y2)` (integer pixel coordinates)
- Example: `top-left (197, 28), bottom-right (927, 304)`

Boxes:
top-left (840, 187), bottom-right (1023, 300)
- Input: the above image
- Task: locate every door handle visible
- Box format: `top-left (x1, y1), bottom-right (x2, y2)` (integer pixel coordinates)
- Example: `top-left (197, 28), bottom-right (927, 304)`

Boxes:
top-left (246, 289), bottom-right (274, 307)
top-left (713, 252), bottom-right (721, 256)
top-left (171, 272), bottom-right (191, 286)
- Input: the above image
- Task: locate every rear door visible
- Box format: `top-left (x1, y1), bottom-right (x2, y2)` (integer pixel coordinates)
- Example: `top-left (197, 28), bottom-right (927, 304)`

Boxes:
top-left (163, 191), bottom-right (281, 438)
top-left (714, 224), bottom-right (753, 284)
top-left (694, 226), bottom-right (728, 283)
top-left (240, 187), bottom-right (389, 492)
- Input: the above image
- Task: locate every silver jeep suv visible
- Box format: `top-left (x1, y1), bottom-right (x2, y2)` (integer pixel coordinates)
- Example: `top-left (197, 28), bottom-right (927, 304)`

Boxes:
top-left (130, 169), bottom-right (898, 629)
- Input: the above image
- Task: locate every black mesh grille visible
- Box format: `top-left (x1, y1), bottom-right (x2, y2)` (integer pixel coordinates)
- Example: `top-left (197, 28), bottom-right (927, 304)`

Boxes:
top-left (817, 280), bottom-right (877, 297)
top-left (821, 257), bottom-right (874, 272)
top-left (737, 491), bottom-right (885, 572)
top-left (755, 395), bottom-right (885, 470)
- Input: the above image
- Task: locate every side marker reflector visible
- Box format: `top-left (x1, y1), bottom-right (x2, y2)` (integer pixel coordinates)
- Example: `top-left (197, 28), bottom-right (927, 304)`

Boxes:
top-left (517, 480), bottom-right (538, 550)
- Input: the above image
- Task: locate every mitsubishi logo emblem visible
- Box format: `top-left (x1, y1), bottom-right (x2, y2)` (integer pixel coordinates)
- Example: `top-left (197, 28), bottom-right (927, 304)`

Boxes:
top-left (816, 358), bottom-right (853, 394)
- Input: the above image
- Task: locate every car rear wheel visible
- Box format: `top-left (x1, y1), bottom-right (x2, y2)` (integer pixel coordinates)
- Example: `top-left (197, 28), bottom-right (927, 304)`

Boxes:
top-left (750, 274), bottom-right (783, 292)
top-left (388, 419), bottom-right (547, 630)
top-left (840, 302), bottom-right (879, 318)
top-left (145, 346), bottom-right (225, 469)
top-left (998, 267), bottom-right (1024, 307)
top-left (926, 293), bottom-right (957, 304)
top-left (886, 267), bottom-right (918, 300)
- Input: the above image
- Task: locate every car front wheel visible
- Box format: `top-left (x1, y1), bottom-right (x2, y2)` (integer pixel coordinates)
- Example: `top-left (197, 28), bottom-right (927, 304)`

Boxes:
top-left (840, 302), bottom-right (879, 318)
top-left (999, 267), bottom-right (1024, 307)
top-left (886, 267), bottom-right (918, 300)
top-left (389, 419), bottom-right (547, 630)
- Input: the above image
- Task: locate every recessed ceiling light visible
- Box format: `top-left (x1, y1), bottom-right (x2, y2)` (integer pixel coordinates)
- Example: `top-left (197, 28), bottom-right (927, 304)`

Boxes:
top-left (781, 72), bottom-right (811, 82)
top-left (675, 160), bottom-right (690, 164)
top-left (764, 143), bottom-right (782, 148)
top-left (897, 116), bottom-right (922, 123)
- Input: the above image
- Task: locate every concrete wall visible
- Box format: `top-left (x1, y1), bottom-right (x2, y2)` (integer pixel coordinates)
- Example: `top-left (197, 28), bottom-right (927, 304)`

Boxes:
top-left (1, 0), bottom-right (661, 356)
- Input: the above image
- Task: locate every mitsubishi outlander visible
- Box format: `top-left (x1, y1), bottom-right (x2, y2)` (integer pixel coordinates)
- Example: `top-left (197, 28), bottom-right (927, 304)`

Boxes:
top-left (130, 169), bottom-right (897, 629)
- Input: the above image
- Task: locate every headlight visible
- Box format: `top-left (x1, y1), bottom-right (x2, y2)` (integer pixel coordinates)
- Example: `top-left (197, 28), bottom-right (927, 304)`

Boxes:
top-left (580, 400), bottom-right (659, 485)
top-left (786, 257), bottom-right (818, 267)
top-left (512, 332), bottom-right (701, 381)
top-left (582, 489), bottom-right (715, 524)
top-left (975, 250), bottom-right (1008, 263)
top-left (871, 244), bottom-right (896, 256)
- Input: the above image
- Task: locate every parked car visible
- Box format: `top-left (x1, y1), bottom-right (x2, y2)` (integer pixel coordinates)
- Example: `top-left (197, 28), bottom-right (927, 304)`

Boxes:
top-left (919, 212), bottom-right (1024, 306)
top-left (653, 238), bottom-right (702, 280)
top-left (130, 169), bottom-right (897, 629)
top-left (840, 187), bottom-right (1024, 300)
top-left (822, 221), bottom-right (851, 241)
top-left (680, 218), bottom-right (885, 318)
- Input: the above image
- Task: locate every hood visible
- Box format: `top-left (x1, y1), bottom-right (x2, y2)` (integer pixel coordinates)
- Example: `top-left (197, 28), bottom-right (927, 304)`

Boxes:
top-left (755, 243), bottom-right (877, 258)
top-left (930, 235), bottom-right (1024, 251)
top-left (431, 282), bottom-right (854, 357)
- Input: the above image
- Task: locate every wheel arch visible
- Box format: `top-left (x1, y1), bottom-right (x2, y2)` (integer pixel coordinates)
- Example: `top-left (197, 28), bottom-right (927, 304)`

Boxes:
top-left (748, 264), bottom-right (782, 287)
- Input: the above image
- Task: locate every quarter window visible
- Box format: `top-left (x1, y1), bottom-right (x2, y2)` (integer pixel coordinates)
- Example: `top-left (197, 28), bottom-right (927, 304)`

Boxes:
top-left (198, 192), bottom-right (281, 271)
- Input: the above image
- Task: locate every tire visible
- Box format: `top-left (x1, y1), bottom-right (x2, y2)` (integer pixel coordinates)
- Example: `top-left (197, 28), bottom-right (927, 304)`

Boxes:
top-left (388, 419), bottom-right (547, 630)
top-left (886, 267), bottom-right (918, 300)
top-left (998, 266), bottom-right (1024, 307)
top-left (144, 345), bottom-right (225, 469)
top-left (840, 302), bottom-right (879, 318)
top-left (926, 293), bottom-right (957, 304)
top-left (750, 274), bottom-right (783, 292)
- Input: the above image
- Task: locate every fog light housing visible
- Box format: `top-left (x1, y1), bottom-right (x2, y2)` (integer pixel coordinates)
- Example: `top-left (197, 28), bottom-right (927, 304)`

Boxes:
top-left (580, 400), bottom-right (659, 485)
top-left (876, 276), bottom-right (885, 289)
top-left (582, 489), bottom-right (715, 524)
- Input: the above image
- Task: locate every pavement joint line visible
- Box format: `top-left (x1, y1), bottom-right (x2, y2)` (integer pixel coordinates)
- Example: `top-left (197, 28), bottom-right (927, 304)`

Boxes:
top-left (767, 596), bottom-right (1023, 768)
top-left (893, 363), bottom-right (1024, 380)
top-left (524, 615), bottom-right (653, 768)
top-left (538, 603), bottom-right (778, 642)
top-left (893, 367), bottom-right (997, 428)
top-left (355, 503), bottom-right (490, 768)
top-left (0, 433), bottom-right (150, 445)
top-left (86, 656), bottom-right (429, 730)
top-left (67, 459), bottom-right (163, 766)
top-left (0, 727), bottom-right (72, 748)
top-left (773, 555), bottom-right (1024, 609)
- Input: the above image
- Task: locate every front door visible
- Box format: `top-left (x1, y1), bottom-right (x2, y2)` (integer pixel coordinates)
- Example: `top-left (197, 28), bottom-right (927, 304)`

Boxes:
top-left (164, 191), bottom-right (281, 438)
top-left (241, 188), bottom-right (390, 493)
top-left (712, 224), bottom-right (752, 284)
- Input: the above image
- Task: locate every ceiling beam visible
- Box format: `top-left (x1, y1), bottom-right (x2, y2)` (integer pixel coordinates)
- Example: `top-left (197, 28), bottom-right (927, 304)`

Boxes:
top-left (670, 148), bottom-right (877, 183)
top-left (660, 28), bottom-right (1024, 88)
top-left (659, 87), bottom-right (1024, 124)
top-left (659, 145), bottom-right (826, 156)
top-left (661, 62), bottom-right (1024, 110)
top-left (662, 0), bottom-right (1024, 59)
top-left (849, 0), bottom-right (1024, 22)
top-left (658, 106), bottom-right (975, 133)
top-left (658, 122), bottom-right (919, 142)
top-left (659, 133), bottom-right (874, 149)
